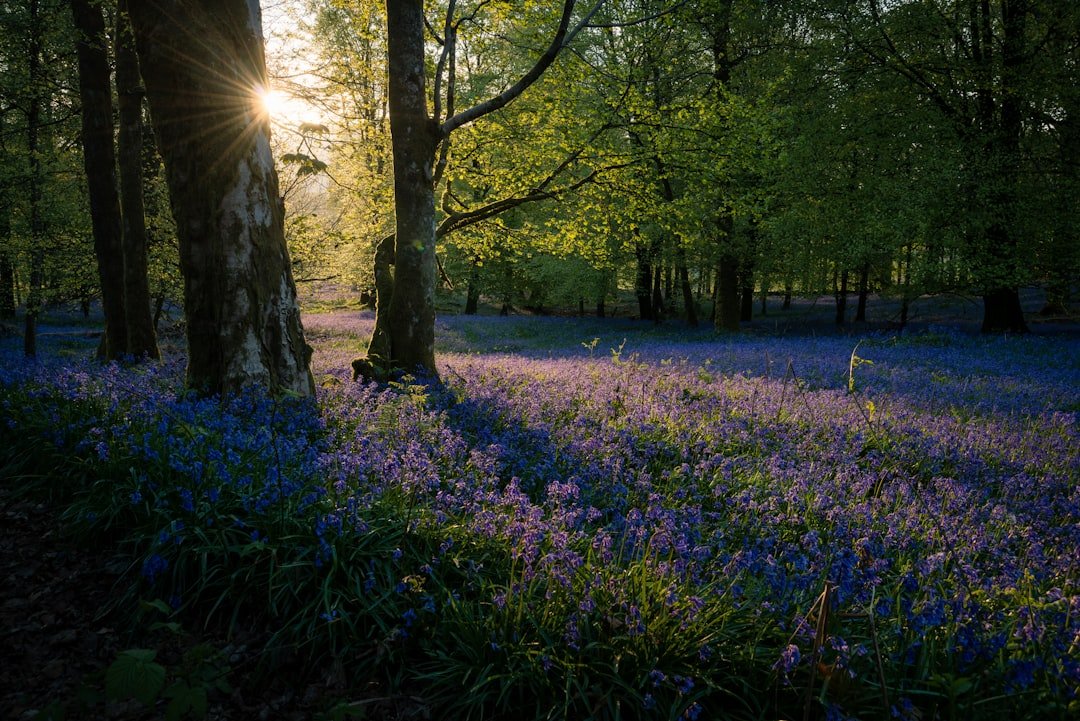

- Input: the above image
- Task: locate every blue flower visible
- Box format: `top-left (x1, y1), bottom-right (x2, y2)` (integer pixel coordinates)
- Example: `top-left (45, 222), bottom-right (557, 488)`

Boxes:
top-left (141, 554), bottom-right (168, 583)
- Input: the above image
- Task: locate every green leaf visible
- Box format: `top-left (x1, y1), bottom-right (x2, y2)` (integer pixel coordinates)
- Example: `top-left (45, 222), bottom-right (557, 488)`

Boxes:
top-left (164, 681), bottom-right (188, 721)
top-left (106, 649), bottom-right (166, 706)
top-left (141, 598), bottom-right (173, 617)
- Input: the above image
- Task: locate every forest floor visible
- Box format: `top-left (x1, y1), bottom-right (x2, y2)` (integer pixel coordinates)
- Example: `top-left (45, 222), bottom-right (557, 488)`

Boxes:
top-left (0, 487), bottom-right (424, 720)
top-left (0, 486), bottom-right (258, 720)
top-left (1, 288), bottom-right (1076, 720)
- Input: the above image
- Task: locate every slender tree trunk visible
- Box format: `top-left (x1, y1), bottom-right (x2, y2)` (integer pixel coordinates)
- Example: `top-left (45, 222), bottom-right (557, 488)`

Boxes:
top-left (651, 254), bottom-right (665, 323)
top-left (0, 201), bottom-right (13, 320)
top-left (463, 259), bottom-right (480, 315)
top-left (71, 0), bottom-right (128, 359)
top-left (855, 263), bottom-right (869, 322)
top-left (130, 0), bottom-right (314, 395)
top-left (739, 269), bottom-right (753, 322)
top-left (634, 241), bottom-right (653, 321)
top-left (715, 255), bottom-right (740, 332)
top-left (366, 233), bottom-right (395, 364)
top-left (740, 224), bottom-right (756, 322)
top-left (384, 0), bottom-right (438, 374)
top-left (116, 0), bottom-right (159, 360)
top-left (899, 244), bottom-right (912, 328)
top-left (596, 270), bottom-right (607, 318)
top-left (708, 0), bottom-right (739, 334)
top-left (676, 248), bottom-right (697, 328)
top-left (23, 0), bottom-right (44, 358)
top-left (714, 221), bottom-right (740, 334)
top-left (783, 280), bottom-right (792, 310)
top-left (834, 268), bottom-right (848, 326)
top-left (464, 280), bottom-right (480, 315)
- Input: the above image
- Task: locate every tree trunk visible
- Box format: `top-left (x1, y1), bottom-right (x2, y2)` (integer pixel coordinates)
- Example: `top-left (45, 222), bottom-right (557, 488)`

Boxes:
top-left (115, 0), bottom-right (159, 360)
top-left (129, 0), bottom-right (314, 396)
top-left (973, 0), bottom-right (1029, 334)
top-left (384, 0), bottom-right (438, 375)
top-left (982, 287), bottom-right (1028, 333)
top-left (708, 0), bottom-right (738, 334)
top-left (714, 243), bottom-right (740, 333)
top-left (634, 241), bottom-right (653, 321)
top-left (651, 259), bottom-right (664, 323)
top-left (855, 263), bottom-right (869, 322)
top-left (676, 249), bottom-right (697, 328)
top-left (23, 0), bottom-right (44, 358)
top-left (739, 270), bottom-right (753, 322)
top-left (783, 280), bottom-right (792, 310)
top-left (464, 281), bottom-right (480, 315)
top-left (899, 243), bottom-right (912, 328)
top-left (834, 268), bottom-right (848, 326)
top-left (366, 234), bottom-right (395, 364)
top-left (596, 270), bottom-right (607, 318)
top-left (463, 260), bottom-right (480, 315)
top-left (71, 0), bottom-right (128, 359)
top-left (0, 202), bottom-right (13, 320)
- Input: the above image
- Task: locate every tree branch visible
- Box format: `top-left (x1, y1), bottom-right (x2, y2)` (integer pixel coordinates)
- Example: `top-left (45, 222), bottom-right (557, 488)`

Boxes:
top-left (441, 0), bottom-right (605, 136)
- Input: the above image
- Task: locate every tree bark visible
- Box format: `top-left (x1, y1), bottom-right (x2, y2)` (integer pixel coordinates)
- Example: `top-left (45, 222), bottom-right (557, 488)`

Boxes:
top-left (855, 263), bottom-right (869, 322)
top-left (115, 0), bottom-right (159, 360)
top-left (129, 0), bottom-right (313, 395)
top-left (384, 0), bottom-right (438, 375)
top-left (834, 268), bottom-right (848, 326)
top-left (651, 255), bottom-right (665, 323)
top-left (676, 247), bottom-right (697, 328)
top-left (977, 0), bottom-right (1028, 333)
top-left (714, 253), bottom-right (740, 332)
top-left (23, 0), bottom-right (45, 358)
top-left (740, 267), bottom-right (754, 322)
top-left (634, 240), bottom-right (653, 321)
top-left (464, 264), bottom-right (480, 315)
top-left (71, 0), bottom-right (128, 358)
top-left (366, 233), bottom-right (395, 365)
top-left (708, 0), bottom-right (739, 334)
top-left (0, 201), bottom-right (13, 320)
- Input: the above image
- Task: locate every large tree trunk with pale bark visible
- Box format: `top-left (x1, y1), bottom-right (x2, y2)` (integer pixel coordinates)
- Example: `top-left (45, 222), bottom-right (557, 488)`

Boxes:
top-left (116, 1), bottom-right (159, 360)
top-left (129, 0), bottom-right (313, 396)
top-left (71, 0), bottom-right (128, 359)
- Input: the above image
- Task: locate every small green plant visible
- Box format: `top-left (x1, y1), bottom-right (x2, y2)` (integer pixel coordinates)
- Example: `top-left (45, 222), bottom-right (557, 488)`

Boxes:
top-left (847, 341), bottom-right (873, 394)
top-left (102, 640), bottom-right (231, 721)
top-left (71, 602), bottom-right (234, 721)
